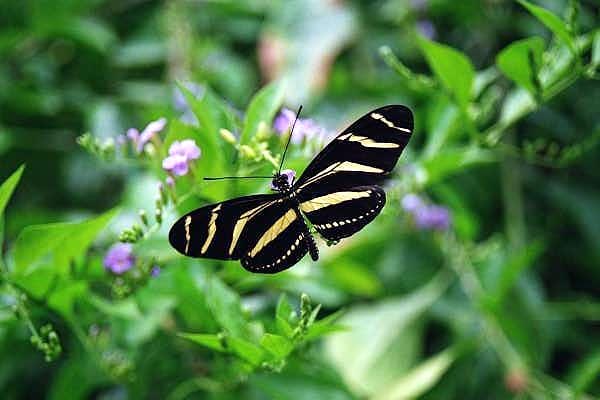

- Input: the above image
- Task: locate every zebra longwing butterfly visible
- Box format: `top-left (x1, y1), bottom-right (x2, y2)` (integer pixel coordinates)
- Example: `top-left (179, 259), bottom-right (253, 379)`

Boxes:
top-left (169, 105), bottom-right (413, 273)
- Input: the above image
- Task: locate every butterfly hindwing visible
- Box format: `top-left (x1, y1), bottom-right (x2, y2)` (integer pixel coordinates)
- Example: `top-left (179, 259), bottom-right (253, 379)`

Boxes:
top-left (241, 210), bottom-right (309, 273)
top-left (169, 194), bottom-right (287, 260)
top-left (294, 105), bottom-right (413, 194)
top-left (298, 185), bottom-right (386, 241)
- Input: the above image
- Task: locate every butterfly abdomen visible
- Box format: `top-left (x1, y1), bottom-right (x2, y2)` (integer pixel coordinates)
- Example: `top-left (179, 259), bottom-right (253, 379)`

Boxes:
top-left (305, 231), bottom-right (319, 261)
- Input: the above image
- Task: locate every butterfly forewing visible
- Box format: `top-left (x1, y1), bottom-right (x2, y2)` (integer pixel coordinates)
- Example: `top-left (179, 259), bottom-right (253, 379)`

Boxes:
top-left (294, 105), bottom-right (413, 194)
top-left (298, 185), bottom-right (386, 241)
top-left (169, 194), bottom-right (287, 260)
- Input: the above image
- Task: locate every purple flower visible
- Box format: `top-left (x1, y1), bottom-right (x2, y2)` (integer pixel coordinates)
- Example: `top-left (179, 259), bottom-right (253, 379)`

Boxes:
top-left (125, 118), bottom-right (168, 152)
top-left (417, 20), bottom-right (436, 40)
top-left (162, 139), bottom-right (201, 177)
top-left (151, 266), bottom-right (161, 277)
top-left (401, 193), bottom-right (424, 213)
top-left (165, 176), bottom-right (175, 187)
top-left (127, 128), bottom-right (139, 142)
top-left (414, 205), bottom-right (451, 230)
top-left (137, 117), bottom-right (167, 152)
top-left (402, 194), bottom-right (451, 231)
top-left (273, 108), bottom-right (325, 144)
top-left (168, 139), bottom-right (201, 160)
top-left (104, 243), bottom-right (135, 274)
top-left (273, 108), bottom-right (297, 134)
top-left (162, 154), bottom-right (189, 176)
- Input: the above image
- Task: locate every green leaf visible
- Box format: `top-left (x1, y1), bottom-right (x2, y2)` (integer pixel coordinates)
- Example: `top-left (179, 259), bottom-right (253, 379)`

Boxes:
top-left (417, 37), bottom-right (475, 108)
top-left (568, 348), bottom-right (600, 393)
top-left (305, 310), bottom-right (346, 341)
top-left (373, 347), bottom-right (457, 400)
top-left (179, 332), bottom-right (226, 352)
top-left (12, 208), bottom-right (118, 277)
top-left (324, 271), bottom-right (452, 396)
top-left (325, 259), bottom-right (383, 297)
top-left (260, 333), bottom-right (293, 359)
top-left (229, 336), bottom-right (266, 366)
top-left (240, 80), bottom-right (286, 145)
top-left (0, 164), bottom-right (25, 218)
top-left (205, 275), bottom-right (249, 338)
top-left (275, 294), bottom-right (295, 338)
top-left (47, 280), bottom-right (88, 318)
top-left (178, 83), bottom-right (233, 140)
top-left (421, 145), bottom-right (496, 184)
top-left (518, 0), bottom-right (576, 54)
top-left (276, 293), bottom-right (294, 322)
top-left (496, 37), bottom-right (545, 95)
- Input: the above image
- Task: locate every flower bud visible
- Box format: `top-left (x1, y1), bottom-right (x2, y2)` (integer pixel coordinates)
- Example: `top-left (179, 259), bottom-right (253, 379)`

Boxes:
top-left (219, 128), bottom-right (237, 144)
top-left (239, 145), bottom-right (256, 159)
top-left (256, 121), bottom-right (270, 140)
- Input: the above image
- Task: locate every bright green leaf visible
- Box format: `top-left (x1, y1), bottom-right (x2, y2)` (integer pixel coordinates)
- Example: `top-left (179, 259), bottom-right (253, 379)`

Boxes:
top-left (260, 333), bottom-right (293, 359)
top-left (325, 271), bottom-right (452, 396)
top-left (305, 310), bottom-right (346, 341)
top-left (179, 333), bottom-right (227, 352)
top-left (421, 145), bottom-right (496, 184)
top-left (240, 80), bottom-right (286, 145)
top-left (47, 280), bottom-right (88, 319)
top-left (518, 0), bottom-right (576, 54)
top-left (206, 275), bottom-right (249, 338)
top-left (373, 347), bottom-right (457, 400)
top-left (13, 208), bottom-right (118, 276)
top-left (497, 37), bottom-right (545, 94)
top-left (0, 164), bottom-right (24, 218)
top-left (418, 37), bottom-right (475, 108)
top-left (229, 336), bottom-right (266, 366)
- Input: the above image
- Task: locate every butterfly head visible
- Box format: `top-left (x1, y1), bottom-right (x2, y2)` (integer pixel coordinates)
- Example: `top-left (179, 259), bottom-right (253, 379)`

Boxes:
top-left (271, 169), bottom-right (296, 192)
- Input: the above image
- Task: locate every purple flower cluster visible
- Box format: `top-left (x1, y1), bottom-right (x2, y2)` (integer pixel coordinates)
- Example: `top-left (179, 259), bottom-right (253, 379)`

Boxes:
top-left (273, 108), bottom-right (328, 144)
top-left (126, 117), bottom-right (168, 153)
top-left (402, 193), bottom-right (451, 231)
top-left (162, 139), bottom-right (201, 176)
top-left (104, 243), bottom-right (136, 274)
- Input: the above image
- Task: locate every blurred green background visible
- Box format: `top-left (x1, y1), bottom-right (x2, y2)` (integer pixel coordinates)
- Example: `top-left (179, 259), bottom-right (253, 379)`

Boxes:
top-left (1, 0), bottom-right (599, 399)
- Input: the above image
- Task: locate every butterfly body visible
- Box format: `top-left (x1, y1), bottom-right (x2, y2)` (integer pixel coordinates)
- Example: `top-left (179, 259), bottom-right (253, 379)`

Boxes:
top-left (169, 105), bottom-right (413, 273)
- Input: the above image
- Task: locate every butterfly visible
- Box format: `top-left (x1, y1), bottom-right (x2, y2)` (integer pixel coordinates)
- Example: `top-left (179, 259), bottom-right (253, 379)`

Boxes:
top-left (168, 105), bottom-right (413, 273)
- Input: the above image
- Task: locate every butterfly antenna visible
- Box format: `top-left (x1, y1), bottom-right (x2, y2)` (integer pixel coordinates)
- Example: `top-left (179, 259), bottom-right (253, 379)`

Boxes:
top-left (203, 176), bottom-right (273, 181)
top-left (278, 105), bottom-right (303, 175)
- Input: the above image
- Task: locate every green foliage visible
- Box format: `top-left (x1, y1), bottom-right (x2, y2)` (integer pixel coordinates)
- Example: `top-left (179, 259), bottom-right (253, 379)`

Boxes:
top-left (496, 37), bottom-right (545, 95)
top-left (0, 0), bottom-right (599, 399)
top-left (241, 80), bottom-right (287, 145)
top-left (0, 165), bottom-right (24, 218)
top-left (417, 37), bottom-right (475, 108)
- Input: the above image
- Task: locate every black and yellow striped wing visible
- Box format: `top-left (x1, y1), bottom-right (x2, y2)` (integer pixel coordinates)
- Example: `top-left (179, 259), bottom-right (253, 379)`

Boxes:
top-left (168, 195), bottom-right (308, 273)
top-left (293, 105), bottom-right (412, 241)
top-left (298, 185), bottom-right (386, 241)
top-left (293, 105), bottom-right (413, 194)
